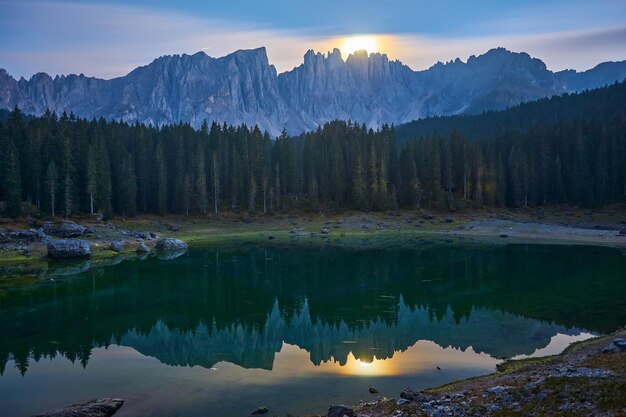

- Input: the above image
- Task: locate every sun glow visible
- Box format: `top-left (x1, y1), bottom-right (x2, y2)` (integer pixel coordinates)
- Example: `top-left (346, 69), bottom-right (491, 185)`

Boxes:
top-left (341, 35), bottom-right (380, 56)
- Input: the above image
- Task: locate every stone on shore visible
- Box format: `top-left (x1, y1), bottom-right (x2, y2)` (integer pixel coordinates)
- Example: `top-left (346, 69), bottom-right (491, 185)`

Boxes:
top-left (47, 239), bottom-right (91, 258)
top-left (327, 405), bottom-right (354, 417)
top-left (32, 398), bottom-right (124, 417)
top-left (110, 240), bottom-right (125, 253)
top-left (155, 238), bottom-right (188, 253)
top-left (43, 221), bottom-right (87, 238)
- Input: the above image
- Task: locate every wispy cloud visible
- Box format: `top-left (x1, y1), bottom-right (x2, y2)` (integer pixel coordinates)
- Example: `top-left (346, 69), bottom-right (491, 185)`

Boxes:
top-left (0, 1), bottom-right (624, 79)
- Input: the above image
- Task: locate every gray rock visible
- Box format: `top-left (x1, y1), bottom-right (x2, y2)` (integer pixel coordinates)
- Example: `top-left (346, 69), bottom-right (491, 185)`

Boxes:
top-left (155, 238), bottom-right (188, 253)
top-left (400, 388), bottom-right (432, 403)
top-left (613, 338), bottom-right (626, 349)
top-left (486, 385), bottom-right (511, 394)
top-left (0, 228), bottom-right (48, 243)
top-left (368, 387), bottom-right (378, 394)
top-left (47, 239), bottom-right (91, 258)
top-left (396, 398), bottom-right (410, 406)
top-left (136, 243), bottom-right (150, 253)
top-left (327, 405), bottom-right (354, 417)
top-left (110, 240), bottom-right (125, 253)
top-left (554, 366), bottom-right (614, 378)
top-left (32, 398), bottom-right (123, 417)
top-left (43, 221), bottom-right (87, 238)
top-left (321, 227), bottom-right (329, 234)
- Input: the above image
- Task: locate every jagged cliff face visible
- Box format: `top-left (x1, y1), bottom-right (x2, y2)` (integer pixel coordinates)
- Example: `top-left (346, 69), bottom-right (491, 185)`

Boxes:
top-left (1, 47), bottom-right (626, 135)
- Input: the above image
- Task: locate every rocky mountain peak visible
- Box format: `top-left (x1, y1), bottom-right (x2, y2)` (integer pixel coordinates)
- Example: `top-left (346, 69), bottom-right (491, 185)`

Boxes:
top-left (1, 47), bottom-right (625, 136)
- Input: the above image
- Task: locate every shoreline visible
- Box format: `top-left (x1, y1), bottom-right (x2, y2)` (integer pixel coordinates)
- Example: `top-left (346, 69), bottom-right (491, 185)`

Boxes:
top-left (336, 329), bottom-right (626, 417)
top-left (1, 208), bottom-right (626, 271)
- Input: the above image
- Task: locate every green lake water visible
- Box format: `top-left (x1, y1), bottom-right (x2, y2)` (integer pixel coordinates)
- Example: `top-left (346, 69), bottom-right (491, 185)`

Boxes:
top-left (0, 242), bottom-right (625, 416)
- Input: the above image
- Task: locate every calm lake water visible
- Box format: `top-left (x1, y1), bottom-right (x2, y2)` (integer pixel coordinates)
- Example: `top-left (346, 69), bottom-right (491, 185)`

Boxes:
top-left (1, 242), bottom-right (625, 417)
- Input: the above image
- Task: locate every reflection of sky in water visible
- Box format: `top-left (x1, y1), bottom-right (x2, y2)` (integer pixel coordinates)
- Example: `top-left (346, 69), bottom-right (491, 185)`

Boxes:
top-left (1, 341), bottom-right (498, 417)
top-left (0, 304), bottom-right (595, 417)
top-left (1, 332), bottom-right (593, 417)
top-left (0, 244), bottom-right (623, 417)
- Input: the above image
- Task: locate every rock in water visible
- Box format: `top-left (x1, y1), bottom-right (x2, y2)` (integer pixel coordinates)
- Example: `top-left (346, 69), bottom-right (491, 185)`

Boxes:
top-left (327, 405), bottom-right (354, 417)
top-left (136, 243), bottom-right (150, 253)
top-left (43, 221), bottom-right (87, 238)
top-left (47, 240), bottom-right (91, 258)
top-left (251, 406), bottom-right (269, 415)
top-left (155, 238), bottom-right (188, 252)
top-left (32, 398), bottom-right (124, 417)
top-left (368, 387), bottom-right (378, 394)
top-left (110, 240), bottom-right (125, 253)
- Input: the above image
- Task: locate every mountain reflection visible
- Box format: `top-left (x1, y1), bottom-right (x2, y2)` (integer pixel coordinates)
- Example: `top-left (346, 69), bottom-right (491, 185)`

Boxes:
top-left (1, 243), bottom-right (625, 375)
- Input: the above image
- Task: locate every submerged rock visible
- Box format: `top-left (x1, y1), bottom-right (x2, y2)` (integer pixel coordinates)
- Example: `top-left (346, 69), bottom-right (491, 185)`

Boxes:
top-left (33, 397), bottom-right (124, 417)
top-left (47, 239), bottom-right (91, 258)
top-left (155, 238), bottom-right (188, 253)
top-left (251, 405), bottom-right (269, 415)
top-left (327, 405), bottom-right (354, 417)
top-left (43, 221), bottom-right (87, 238)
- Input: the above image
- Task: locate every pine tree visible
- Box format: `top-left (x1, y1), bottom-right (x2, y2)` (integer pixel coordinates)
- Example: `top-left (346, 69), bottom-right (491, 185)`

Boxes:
top-left (46, 161), bottom-right (58, 217)
top-left (4, 144), bottom-right (22, 217)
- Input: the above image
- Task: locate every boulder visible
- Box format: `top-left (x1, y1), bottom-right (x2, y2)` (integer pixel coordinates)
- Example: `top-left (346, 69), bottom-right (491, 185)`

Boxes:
top-left (612, 338), bottom-right (626, 350)
top-left (33, 398), bottom-right (124, 417)
top-left (400, 388), bottom-right (432, 403)
top-left (321, 227), bottom-right (329, 234)
top-left (110, 240), bottom-right (125, 253)
top-left (43, 221), bottom-right (87, 238)
top-left (47, 239), bottom-right (91, 258)
top-left (155, 238), bottom-right (188, 253)
top-left (137, 243), bottom-right (150, 253)
top-left (327, 405), bottom-right (354, 417)
top-left (251, 406), bottom-right (269, 415)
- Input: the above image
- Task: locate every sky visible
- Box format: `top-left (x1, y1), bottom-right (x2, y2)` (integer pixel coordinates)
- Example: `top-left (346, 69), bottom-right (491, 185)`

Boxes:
top-left (1, 0), bottom-right (625, 79)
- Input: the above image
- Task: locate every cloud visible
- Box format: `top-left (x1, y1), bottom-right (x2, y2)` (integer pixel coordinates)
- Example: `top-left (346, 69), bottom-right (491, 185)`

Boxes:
top-left (0, 1), bottom-right (624, 79)
top-left (389, 26), bottom-right (626, 72)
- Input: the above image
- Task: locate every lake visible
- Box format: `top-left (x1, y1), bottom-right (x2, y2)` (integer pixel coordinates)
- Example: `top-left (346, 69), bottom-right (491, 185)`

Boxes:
top-left (1, 242), bottom-right (625, 417)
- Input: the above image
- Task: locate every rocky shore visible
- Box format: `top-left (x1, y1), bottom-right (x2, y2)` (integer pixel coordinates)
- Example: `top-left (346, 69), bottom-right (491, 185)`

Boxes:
top-left (322, 330), bottom-right (626, 417)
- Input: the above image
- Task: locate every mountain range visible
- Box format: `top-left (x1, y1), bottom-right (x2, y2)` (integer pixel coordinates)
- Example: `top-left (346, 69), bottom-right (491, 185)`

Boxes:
top-left (1, 47), bottom-right (626, 136)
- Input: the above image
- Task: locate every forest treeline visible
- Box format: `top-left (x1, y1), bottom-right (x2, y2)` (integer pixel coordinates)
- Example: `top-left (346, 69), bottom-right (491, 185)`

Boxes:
top-left (0, 81), bottom-right (625, 218)
top-left (396, 80), bottom-right (626, 143)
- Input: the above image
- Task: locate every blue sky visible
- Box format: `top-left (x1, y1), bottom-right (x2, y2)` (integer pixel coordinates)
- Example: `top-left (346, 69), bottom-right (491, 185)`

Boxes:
top-left (1, 0), bottom-right (625, 78)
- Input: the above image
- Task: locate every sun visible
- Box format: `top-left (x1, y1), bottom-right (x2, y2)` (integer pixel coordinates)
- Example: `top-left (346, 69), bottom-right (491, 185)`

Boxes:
top-left (341, 35), bottom-right (379, 56)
